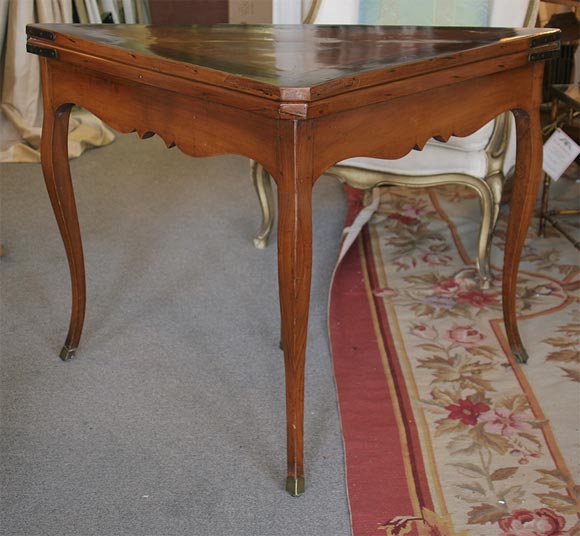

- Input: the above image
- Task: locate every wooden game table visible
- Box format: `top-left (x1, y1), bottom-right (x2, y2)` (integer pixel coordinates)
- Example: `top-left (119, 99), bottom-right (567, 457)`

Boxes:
top-left (26, 23), bottom-right (560, 495)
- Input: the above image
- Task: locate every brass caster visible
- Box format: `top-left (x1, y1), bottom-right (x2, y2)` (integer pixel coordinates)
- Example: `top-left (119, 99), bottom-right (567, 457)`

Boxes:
top-left (253, 236), bottom-right (268, 249)
top-left (285, 475), bottom-right (305, 496)
top-left (513, 349), bottom-right (529, 364)
top-left (479, 276), bottom-right (491, 290)
top-left (59, 345), bottom-right (77, 361)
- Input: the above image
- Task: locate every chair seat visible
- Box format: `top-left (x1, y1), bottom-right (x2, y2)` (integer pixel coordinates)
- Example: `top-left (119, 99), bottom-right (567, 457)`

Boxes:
top-left (339, 142), bottom-right (488, 179)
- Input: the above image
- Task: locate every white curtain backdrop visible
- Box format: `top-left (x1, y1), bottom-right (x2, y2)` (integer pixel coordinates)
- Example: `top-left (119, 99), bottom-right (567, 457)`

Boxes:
top-left (0, 0), bottom-right (150, 163)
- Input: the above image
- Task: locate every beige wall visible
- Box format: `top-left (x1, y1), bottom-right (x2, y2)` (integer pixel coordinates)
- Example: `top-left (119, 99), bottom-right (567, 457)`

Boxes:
top-left (538, 3), bottom-right (576, 26)
top-left (229, 0), bottom-right (272, 23)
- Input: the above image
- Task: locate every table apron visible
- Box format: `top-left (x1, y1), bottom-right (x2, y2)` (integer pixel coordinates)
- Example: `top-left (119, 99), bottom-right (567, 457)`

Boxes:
top-left (42, 59), bottom-right (284, 173)
top-left (41, 58), bottom-right (544, 191)
top-left (310, 63), bottom-right (542, 176)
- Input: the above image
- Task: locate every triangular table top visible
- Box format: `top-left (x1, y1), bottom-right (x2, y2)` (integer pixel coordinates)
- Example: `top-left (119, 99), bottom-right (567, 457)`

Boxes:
top-left (27, 24), bottom-right (559, 101)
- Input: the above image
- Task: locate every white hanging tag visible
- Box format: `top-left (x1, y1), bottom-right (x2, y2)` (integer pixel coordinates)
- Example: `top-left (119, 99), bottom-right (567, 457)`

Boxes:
top-left (543, 127), bottom-right (580, 181)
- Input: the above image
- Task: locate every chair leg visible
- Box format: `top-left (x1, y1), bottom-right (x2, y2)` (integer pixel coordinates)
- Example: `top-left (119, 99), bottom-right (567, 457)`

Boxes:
top-left (476, 175), bottom-right (502, 290)
top-left (251, 160), bottom-right (275, 249)
top-left (468, 187), bottom-right (496, 289)
top-left (538, 172), bottom-right (552, 237)
top-left (480, 173), bottom-right (505, 289)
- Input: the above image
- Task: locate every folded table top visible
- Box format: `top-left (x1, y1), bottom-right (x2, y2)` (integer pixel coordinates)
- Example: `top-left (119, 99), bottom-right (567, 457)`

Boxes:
top-left (27, 24), bottom-right (560, 102)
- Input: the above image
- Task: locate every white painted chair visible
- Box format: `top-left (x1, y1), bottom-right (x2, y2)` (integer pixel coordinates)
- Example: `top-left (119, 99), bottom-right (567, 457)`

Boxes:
top-left (252, 0), bottom-right (540, 289)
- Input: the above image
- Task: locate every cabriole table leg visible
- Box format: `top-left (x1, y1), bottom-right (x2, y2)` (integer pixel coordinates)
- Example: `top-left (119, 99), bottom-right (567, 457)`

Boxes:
top-left (503, 87), bottom-right (544, 364)
top-left (40, 95), bottom-right (86, 361)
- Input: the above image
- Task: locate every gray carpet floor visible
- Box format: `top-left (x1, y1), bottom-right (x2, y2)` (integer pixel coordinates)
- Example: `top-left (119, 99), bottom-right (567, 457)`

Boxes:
top-left (0, 134), bottom-right (351, 536)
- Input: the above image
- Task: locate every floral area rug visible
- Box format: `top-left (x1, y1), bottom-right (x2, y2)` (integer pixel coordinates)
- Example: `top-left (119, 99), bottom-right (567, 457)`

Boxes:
top-left (328, 175), bottom-right (579, 536)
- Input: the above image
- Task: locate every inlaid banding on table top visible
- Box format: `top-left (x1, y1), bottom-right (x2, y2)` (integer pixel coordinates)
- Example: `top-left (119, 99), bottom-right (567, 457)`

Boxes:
top-left (26, 24), bottom-right (560, 102)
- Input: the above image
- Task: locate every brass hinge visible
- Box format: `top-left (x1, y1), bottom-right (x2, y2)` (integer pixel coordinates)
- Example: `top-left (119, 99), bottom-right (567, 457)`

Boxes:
top-left (26, 43), bottom-right (58, 59)
top-left (530, 33), bottom-right (560, 48)
top-left (529, 49), bottom-right (561, 63)
top-left (27, 27), bottom-right (56, 40)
